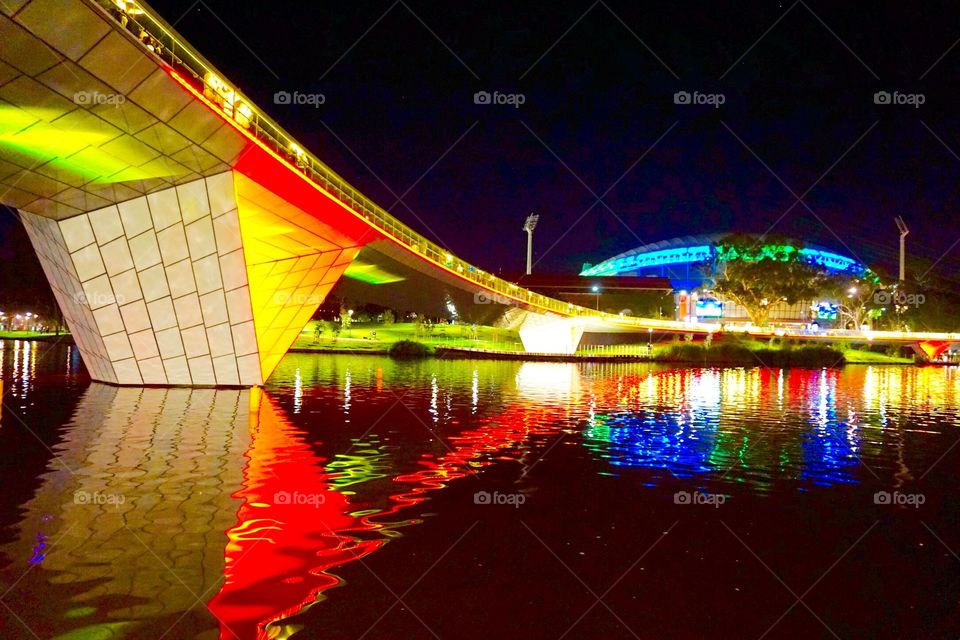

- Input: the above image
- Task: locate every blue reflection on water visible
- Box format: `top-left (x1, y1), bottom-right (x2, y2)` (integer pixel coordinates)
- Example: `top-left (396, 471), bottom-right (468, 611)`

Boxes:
top-left (800, 371), bottom-right (860, 486)
top-left (582, 369), bottom-right (866, 487)
top-left (584, 409), bottom-right (719, 477)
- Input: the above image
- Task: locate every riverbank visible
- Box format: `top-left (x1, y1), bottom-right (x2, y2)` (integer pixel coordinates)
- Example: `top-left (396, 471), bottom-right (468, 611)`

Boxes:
top-left (295, 335), bottom-right (914, 366)
top-left (2, 325), bottom-right (919, 367)
top-left (437, 344), bottom-right (914, 366)
top-left (0, 331), bottom-right (72, 343)
top-left (291, 321), bottom-right (524, 353)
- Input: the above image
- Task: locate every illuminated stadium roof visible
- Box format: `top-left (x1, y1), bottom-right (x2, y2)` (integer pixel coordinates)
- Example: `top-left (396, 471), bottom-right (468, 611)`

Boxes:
top-left (581, 234), bottom-right (866, 281)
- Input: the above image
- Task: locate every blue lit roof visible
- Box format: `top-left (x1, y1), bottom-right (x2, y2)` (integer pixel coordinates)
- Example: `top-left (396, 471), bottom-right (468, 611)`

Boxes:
top-left (581, 234), bottom-right (866, 277)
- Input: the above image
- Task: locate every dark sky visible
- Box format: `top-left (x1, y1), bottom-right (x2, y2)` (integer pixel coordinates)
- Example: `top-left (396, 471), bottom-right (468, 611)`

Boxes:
top-left (4, 0), bottom-right (960, 307)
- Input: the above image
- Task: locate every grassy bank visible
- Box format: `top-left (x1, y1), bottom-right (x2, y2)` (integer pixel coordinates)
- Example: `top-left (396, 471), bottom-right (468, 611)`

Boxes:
top-left (577, 339), bottom-right (911, 364)
top-left (0, 331), bottom-right (69, 341)
top-left (653, 338), bottom-right (913, 366)
top-left (291, 322), bottom-right (916, 366)
top-left (658, 342), bottom-right (846, 367)
top-left (841, 349), bottom-right (914, 364)
top-left (291, 321), bottom-right (524, 353)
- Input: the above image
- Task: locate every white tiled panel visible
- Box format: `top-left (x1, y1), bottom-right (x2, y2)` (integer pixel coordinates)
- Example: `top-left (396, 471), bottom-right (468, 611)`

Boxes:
top-left (19, 173), bottom-right (263, 386)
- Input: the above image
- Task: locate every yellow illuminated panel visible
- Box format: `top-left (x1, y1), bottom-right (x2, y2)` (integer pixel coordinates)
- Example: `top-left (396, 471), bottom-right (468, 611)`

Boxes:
top-left (234, 172), bottom-right (362, 382)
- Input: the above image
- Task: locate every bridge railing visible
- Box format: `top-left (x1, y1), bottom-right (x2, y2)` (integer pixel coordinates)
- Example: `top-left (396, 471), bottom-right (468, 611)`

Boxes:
top-left (90, 0), bottom-right (635, 320)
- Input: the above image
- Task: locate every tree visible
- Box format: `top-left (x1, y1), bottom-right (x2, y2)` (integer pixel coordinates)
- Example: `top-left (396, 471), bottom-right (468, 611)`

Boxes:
top-left (383, 309), bottom-right (396, 325)
top-left (894, 276), bottom-right (960, 333)
top-left (708, 234), bottom-right (831, 326)
top-left (414, 314), bottom-right (426, 338)
top-left (824, 272), bottom-right (885, 330)
top-left (339, 303), bottom-right (352, 336)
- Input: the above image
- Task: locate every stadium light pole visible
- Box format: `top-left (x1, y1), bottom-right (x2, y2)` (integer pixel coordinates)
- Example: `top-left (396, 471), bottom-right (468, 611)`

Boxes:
top-left (895, 216), bottom-right (909, 282)
top-left (523, 213), bottom-right (539, 275)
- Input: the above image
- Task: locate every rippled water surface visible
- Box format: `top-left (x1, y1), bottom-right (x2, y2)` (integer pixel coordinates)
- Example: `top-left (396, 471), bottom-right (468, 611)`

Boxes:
top-left (1, 341), bottom-right (959, 639)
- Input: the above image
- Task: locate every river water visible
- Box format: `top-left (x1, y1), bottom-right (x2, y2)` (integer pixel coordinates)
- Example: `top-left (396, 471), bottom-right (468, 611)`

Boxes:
top-left (0, 340), bottom-right (958, 639)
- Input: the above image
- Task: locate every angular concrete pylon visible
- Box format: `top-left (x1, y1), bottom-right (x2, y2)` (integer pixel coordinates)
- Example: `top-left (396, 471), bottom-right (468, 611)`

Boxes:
top-left (20, 170), bottom-right (359, 386)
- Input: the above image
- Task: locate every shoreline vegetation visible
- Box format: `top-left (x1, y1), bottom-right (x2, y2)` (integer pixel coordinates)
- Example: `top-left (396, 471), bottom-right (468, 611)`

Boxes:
top-left (289, 321), bottom-right (917, 366)
top-left (0, 331), bottom-right (69, 342)
top-left (1, 323), bottom-right (921, 367)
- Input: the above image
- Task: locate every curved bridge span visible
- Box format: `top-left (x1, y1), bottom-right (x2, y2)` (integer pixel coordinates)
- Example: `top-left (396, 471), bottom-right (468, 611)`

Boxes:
top-left (0, 0), bottom-right (956, 385)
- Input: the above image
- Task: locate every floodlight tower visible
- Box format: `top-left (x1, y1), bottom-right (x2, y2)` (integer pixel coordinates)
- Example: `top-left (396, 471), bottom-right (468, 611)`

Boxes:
top-left (523, 213), bottom-right (539, 275)
top-left (895, 216), bottom-right (909, 282)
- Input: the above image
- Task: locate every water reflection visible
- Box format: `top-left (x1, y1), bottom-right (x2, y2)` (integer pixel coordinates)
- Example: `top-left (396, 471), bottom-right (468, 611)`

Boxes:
top-left (210, 382), bottom-right (577, 638)
top-left (209, 388), bottom-right (395, 640)
top-left (575, 366), bottom-right (959, 490)
top-left (0, 383), bottom-right (250, 639)
top-left (1, 348), bottom-right (958, 639)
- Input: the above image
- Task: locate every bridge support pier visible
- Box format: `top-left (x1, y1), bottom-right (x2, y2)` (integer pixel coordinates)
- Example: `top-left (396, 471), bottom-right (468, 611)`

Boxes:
top-left (517, 312), bottom-right (585, 355)
top-left (913, 340), bottom-right (951, 361)
top-left (19, 171), bottom-right (359, 386)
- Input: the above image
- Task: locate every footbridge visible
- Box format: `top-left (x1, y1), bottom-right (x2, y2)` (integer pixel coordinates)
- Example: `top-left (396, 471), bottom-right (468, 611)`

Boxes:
top-left (0, 0), bottom-right (956, 386)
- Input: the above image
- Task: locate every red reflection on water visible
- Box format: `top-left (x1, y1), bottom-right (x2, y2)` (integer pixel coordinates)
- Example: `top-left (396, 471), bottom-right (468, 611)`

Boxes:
top-left (208, 390), bottom-right (385, 639)
top-left (209, 390), bottom-right (566, 639)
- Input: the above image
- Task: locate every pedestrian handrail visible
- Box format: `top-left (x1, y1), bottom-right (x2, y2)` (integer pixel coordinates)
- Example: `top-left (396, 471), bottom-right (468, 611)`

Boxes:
top-left (88, 0), bottom-right (625, 319)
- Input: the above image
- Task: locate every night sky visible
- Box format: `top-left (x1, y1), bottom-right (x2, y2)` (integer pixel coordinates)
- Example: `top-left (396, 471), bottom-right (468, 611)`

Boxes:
top-left (4, 0), bottom-right (960, 309)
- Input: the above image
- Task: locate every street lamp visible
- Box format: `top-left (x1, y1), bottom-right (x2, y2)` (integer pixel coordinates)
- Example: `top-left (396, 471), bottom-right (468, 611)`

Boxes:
top-left (523, 213), bottom-right (539, 276)
top-left (591, 285), bottom-right (600, 310)
top-left (895, 216), bottom-right (909, 282)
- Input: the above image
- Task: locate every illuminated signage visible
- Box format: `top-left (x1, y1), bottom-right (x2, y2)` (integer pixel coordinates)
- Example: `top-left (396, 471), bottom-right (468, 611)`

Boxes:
top-left (696, 299), bottom-right (724, 317)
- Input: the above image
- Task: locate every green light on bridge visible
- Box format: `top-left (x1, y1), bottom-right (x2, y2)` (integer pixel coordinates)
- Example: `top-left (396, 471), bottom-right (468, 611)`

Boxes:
top-left (343, 260), bottom-right (406, 285)
top-left (0, 106), bottom-right (184, 184)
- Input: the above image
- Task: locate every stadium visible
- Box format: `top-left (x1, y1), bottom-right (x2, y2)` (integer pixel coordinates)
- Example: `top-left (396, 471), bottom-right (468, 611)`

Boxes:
top-left (580, 234), bottom-right (867, 326)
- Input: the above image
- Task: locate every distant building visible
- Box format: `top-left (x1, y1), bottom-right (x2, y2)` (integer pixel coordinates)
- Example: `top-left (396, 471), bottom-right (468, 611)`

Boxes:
top-left (581, 234), bottom-right (867, 326)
